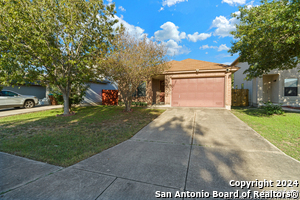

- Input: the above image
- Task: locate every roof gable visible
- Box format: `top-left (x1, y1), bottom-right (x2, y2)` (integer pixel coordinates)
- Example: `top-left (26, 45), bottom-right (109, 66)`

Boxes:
top-left (166, 58), bottom-right (238, 72)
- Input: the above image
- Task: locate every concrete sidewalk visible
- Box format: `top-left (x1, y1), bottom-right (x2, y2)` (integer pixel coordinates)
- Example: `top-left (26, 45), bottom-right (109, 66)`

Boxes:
top-left (0, 152), bottom-right (62, 194)
top-left (0, 105), bottom-right (63, 118)
top-left (1, 108), bottom-right (300, 200)
top-left (282, 107), bottom-right (300, 113)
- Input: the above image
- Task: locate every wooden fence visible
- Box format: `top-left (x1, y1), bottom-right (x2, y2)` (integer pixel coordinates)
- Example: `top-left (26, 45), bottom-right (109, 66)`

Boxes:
top-left (102, 90), bottom-right (118, 105)
top-left (231, 89), bottom-right (249, 106)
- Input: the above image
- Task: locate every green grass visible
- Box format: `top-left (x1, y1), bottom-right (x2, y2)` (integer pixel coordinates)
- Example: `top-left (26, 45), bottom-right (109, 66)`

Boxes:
top-left (231, 107), bottom-right (300, 161)
top-left (0, 106), bottom-right (165, 167)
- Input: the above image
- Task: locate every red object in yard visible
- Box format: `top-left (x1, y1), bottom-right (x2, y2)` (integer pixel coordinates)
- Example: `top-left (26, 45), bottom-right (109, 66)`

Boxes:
top-left (102, 90), bottom-right (118, 105)
top-left (48, 95), bottom-right (58, 105)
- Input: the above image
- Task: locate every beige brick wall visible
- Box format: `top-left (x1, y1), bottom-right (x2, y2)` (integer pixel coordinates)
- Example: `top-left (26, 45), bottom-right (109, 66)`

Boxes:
top-left (225, 73), bottom-right (232, 109)
top-left (165, 75), bottom-right (171, 104)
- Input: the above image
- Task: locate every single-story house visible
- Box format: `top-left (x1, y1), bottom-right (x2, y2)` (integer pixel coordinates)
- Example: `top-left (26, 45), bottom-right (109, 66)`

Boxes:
top-left (145, 59), bottom-right (239, 110)
top-left (1, 83), bottom-right (47, 99)
top-left (82, 80), bottom-right (117, 105)
top-left (232, 57), bottom-right (300, 107)
top-left (1, 79), bottom-right (117, 105)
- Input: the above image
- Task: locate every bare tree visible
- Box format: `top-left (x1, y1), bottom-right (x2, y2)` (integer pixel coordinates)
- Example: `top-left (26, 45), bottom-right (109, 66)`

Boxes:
top-left (103, 32), bottom-right (169, 112)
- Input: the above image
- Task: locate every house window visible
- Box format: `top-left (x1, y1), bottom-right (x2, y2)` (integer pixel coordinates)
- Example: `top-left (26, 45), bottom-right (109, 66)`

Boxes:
top-left (133, 82), bottom-right (146, 97)
top-left (284, 78), bottom-right (298, 96)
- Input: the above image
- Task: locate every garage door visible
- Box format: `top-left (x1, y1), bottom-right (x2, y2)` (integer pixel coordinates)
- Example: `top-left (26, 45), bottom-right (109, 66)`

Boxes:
top-left (172, 77), bottom-right (225, 107)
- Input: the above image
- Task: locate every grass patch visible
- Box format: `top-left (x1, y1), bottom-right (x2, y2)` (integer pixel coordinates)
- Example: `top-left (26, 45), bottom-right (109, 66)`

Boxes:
top-left (231, 107), bottom-right (300, 161)
top-left (0, 106), bottom-right (165, 167)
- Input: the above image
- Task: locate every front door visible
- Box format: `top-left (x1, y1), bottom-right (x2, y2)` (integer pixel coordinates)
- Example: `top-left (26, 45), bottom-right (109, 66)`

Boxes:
top-left (263, 76), bottom-right (272, 102)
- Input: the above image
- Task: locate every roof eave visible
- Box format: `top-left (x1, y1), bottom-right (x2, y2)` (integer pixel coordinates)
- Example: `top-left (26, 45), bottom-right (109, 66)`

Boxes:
top-left (164, 68), bottom-right (239, 74)
top-left (230, 56), bottom-right (240, 66)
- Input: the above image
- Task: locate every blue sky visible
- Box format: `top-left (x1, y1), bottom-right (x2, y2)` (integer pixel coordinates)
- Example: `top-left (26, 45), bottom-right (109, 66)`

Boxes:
top-left (107, 0), bottom-right (257, 65)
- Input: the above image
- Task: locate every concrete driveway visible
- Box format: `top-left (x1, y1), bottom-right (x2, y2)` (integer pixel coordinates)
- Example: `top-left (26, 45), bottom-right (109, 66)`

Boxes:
top-left (1, 108), bottom-right (300, 199)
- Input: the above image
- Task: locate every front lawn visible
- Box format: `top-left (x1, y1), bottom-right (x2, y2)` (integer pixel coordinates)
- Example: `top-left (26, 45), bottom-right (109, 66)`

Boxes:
top-left (0, 106), bottom-right (165, 167)
top-left (231, 107), bottom-right (300, 161)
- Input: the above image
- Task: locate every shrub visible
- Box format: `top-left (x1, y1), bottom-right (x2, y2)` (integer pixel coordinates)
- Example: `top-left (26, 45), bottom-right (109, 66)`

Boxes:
top-left (262, 101), bottom-right (284, 115)
top-left (49, 83), bottom-right (88, 111)
top-left (118, 101), bottom-right (147, 107)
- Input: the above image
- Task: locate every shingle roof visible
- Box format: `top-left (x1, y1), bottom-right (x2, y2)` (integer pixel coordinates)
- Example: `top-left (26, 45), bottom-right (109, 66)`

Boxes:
top-left (165, 58), bottom-right (239, 72)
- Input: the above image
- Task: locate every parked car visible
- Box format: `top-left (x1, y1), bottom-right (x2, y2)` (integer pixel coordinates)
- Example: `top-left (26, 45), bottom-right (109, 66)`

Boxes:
top-left (0, 90), bottom-right (39, 109)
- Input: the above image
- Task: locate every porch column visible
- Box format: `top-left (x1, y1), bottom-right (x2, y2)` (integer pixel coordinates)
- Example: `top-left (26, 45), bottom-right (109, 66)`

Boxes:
top-left (165, 75), bottom-right (171, 105)
top-left (146, 79), bottom-right (153, 105)
top-left (225, 73), bottom-right (231, 110)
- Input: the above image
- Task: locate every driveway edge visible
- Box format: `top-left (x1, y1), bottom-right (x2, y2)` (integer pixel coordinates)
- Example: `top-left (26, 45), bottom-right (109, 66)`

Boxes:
top-left (0, 105), bottom-right (63, 118)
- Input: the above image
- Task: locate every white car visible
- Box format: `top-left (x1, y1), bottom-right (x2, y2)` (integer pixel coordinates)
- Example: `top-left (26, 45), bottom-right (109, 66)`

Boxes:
top-left (0, 90), bottom-right (39, 109)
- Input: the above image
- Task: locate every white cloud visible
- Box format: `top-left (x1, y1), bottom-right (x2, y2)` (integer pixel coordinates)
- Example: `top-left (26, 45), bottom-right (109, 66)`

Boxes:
top-left (218, 44), bottom-right (230, 51)
top-left (216, 53), bottom-right (234, 58)
top-left (154, 22), bottom-right (186, 42)
top-left (205, 52), bottom-right (208, 54)
top-left (200, 45), bottom-right (209, 49)
top-left (200, 45), bottom-right (217, 50)
top-left (222, 0), bottom-right (246, 6)
top-left (118, 6), bottom-right (126, 12)
top-left (211, 14), bottom-right (239, 37)
top-left (106, 0), bottom-right (113, 5)
top-left (187, 32), bottom-right (211, 42)
top-left (113, 15), bottom-right (146, 38)
top-left (222, 62), bottom-right (232, 65)
top-left (213, 40), bottom-right (218, 43)
top-left (163, 39), bottom-right (190, 56)
top-left (159, 7), bottom-right (164, 11)
top-left (199, 44), bottom-right (230, 51)
top-left (162, 0), bottom-right (188, 7)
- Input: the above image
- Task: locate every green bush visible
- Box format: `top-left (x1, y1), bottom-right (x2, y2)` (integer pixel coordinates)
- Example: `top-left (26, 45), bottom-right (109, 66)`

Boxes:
top-left (52, 93), bottom-right (64, 105)
top-left (262, 101), bottom-right (284, 115)
top-left (49, 83), bottom-right (88, 111)
top-left (118, 101), bottom-right (147, 107)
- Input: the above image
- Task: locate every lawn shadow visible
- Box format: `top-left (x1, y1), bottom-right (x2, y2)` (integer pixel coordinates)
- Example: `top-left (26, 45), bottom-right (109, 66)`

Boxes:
top-left (0, 105), bottom-right (164, 166)
top-left (232, 106), bottom-right (270, 117)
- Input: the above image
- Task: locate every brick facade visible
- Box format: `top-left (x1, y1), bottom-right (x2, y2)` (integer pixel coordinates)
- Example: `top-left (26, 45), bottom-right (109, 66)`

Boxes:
top-left (146, 71), bottom-right (233, 109)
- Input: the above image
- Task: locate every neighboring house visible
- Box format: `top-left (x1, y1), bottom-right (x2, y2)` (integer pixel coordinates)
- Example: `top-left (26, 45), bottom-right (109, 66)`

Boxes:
top-left (1, 83), bottom-right (46, 99)
top-left (145, 59), bottom-right (239, 110)
top-left (82, 80), bottom-right (117, 105)
top-left (232, 57), bottom-right (300, 107)
top-left (1, 80), bottom-right (117, 105)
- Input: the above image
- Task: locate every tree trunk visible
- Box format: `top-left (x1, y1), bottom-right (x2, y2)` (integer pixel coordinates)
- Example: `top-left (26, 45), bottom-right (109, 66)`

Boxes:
top-left (124, 100), bottom-right (131, 112)
top-left (62, 92), bottom-right (70, 115)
